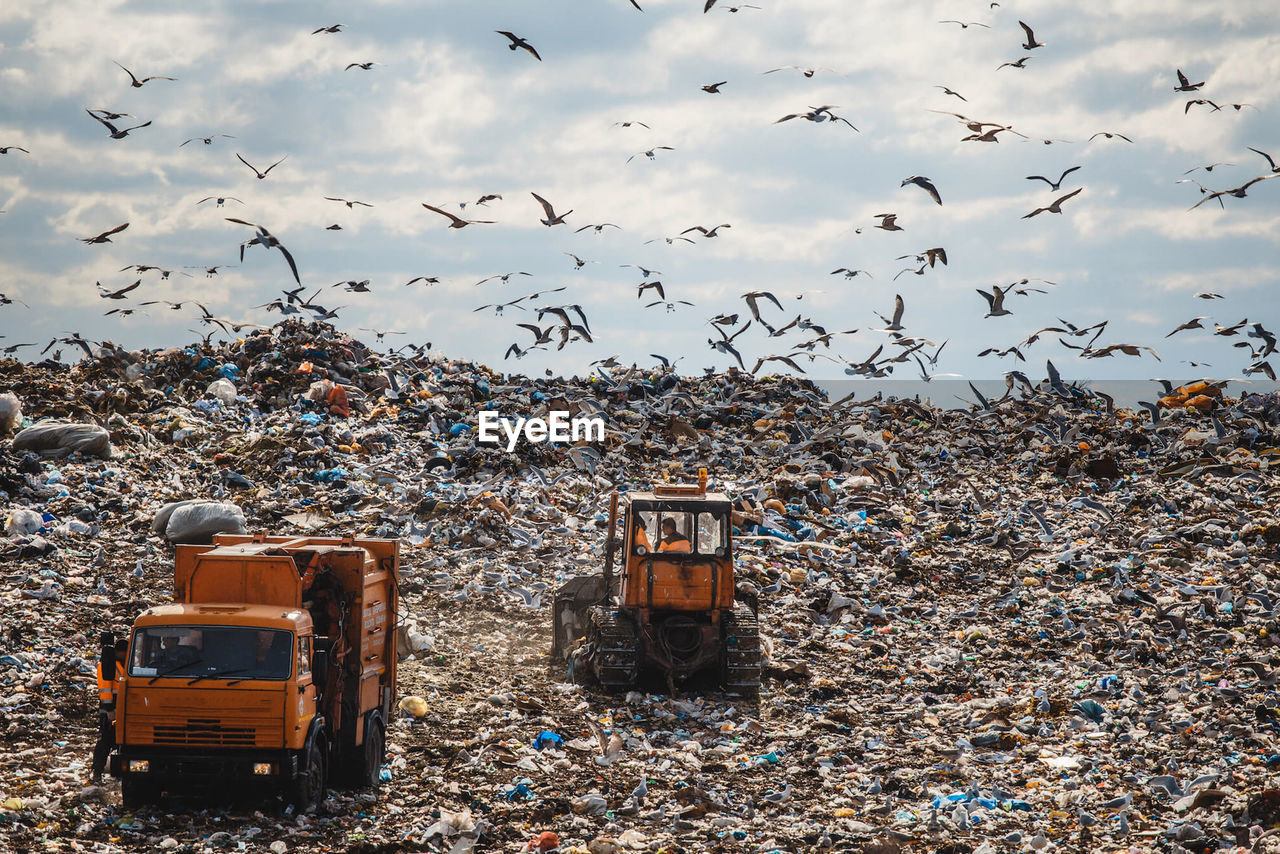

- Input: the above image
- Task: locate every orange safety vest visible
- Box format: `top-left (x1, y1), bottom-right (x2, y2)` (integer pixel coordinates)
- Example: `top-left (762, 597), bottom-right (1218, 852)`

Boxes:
top-left (633, 528), bottom-right (651, 552)
top-left (97, 660), bottom-right (124, 705)
top-left (658, 537), bottom-right (691, 553)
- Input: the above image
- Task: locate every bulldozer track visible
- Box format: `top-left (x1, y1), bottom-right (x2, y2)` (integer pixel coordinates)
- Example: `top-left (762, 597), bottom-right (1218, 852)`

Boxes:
top-left (587, 607), bottom-right (639, 689)
top-left (722, 604), bottom-right (761, 695)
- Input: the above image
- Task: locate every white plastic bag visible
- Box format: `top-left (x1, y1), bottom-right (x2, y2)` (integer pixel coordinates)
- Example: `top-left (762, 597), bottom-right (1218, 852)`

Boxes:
top-left (163, 501), bottom-right (246, 544)
top-left (0, 392), bottom-right (22, 435)
top-left (12, 422), bottom-right (112, 458)
top-left (206, 378), bottom-right (237, 406)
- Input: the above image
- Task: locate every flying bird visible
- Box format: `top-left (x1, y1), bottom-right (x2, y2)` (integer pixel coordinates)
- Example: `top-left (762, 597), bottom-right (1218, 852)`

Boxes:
top-left (197, 196), bottom-right (243, 207)
top-left (1247, 147), bottom-right (1280, 173)
top-left (1025, 166), bottom-right (1081, 191)
top-left (0, 146), bottom-right (30, 154)
top-left (97, 279), bottom-right (141, 299)
top-left (79, 222), bottom-right (129, 244)
top-left (682, 223), bottom-right (732, 237)
top-left (312, 24), bottom-right (343, 34)
top-left (1165, 317), bottom-right (1208, 337)
top-left (774, 105), bottom-right (858, 129)
top-left (901, 175), bottom-right (942, 205)
top-left (764, 66), bottom-right (839, 77)
top-left (1173, 69), bottom-right (1204, 91)
top-left (225, 217), bottom-right (300, 284)
top-left (934, 86), bottom-right (967, 101)
top-left (875, 294), bottom-right (906, 331)
top-left (325, 197), bottom-right (374, 208)
top-left (114, 60), bottom-right (174, 88)
top-left (741, 291), bottom-right (784, 327)
top-left (976, 285), bottom-right (1012, 317)
top-left (1018, 21), bottom-right (1044, 49)
top-left (638, 281), bottom-right (665, 299)
top-left (627, 146), bottom-right (674, 163)
top-left (421, 202), bottom-right (495, 228)
top-left (475, 271), bottom-right (532, 286)
top-left (1022, 187), bottom-right (1083, 218)
top-left (236, 153), bottom-right (287, 179)
top-left (831, 268), bottom-right (872, 278)
top-left (940, 20), bottom-right (990, 28)
top-left (496, 31), bottom-right (541, 61)
top-left (997, 56), bottom-right (1032, 70)
top-left (531, 192), bottom-right (572, 226)
top-left (85, 110), bottom-right (151, 139)
top-left (1089, 131), bottom-right (1133, 143)
top-left (1184, 98), bottom-right (1220, 114)
top-left (564, 253), bottom-right (596, 269)
top-left (613, 120), bottom-right (650, 129)
top-left (345, 62), bottom-right (378, 71)
top-left (1187, 174), bottom-right (1277, 211)
top-left (708, 321), bottom-right (751, 370)
top-left (576, 222), bottom-right (621, 234)
top-left (874, 213), bottom-right (903, 231)
top-left (180, 134), bottom-right (234, 147)
top-left (701, 81), bottom-right (728, 93)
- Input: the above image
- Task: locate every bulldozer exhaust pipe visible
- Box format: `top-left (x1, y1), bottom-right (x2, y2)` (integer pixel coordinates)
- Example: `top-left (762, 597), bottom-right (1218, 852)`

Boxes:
top-left (601, 492), bottom-right (618, 603)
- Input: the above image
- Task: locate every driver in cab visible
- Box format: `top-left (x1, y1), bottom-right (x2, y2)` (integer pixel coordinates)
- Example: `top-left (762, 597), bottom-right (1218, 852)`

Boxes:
top-left (658, 518), bottom-right (691, 553)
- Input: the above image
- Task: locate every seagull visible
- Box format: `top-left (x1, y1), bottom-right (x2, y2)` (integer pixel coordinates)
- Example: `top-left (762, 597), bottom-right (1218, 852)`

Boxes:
top-left (1188, 174), bottom-right (1277, 211)
top-left (682, 223), bottom-right (732, 237)
top-left (97, 279), bottom-right (140, 299)
top-left (875, 294), bottom-right (906, 331)
top-left (0, 146), bottom-right (30, 154)
top-left (1089, 131), bottom-right (1133, 143)
top-left (939, 19), bottom-right (990, 28)
top-left (708, 321), bottom-right (751, 370)
top-left (404, 276), bottom-right (441, 287)
top-left (701, 81), bottom-right (728, 93)
top-left (180, 134), bottom-right (234, 147)
top-left (1165, 317), bottom-right (1208, 337)
top-left (475, 271), bottom-right (532, 286)
top-left (613, 120), bottom-right (650, 128)
top-left (496, 31), bottom-right (541, 61)
top-left (236, 153), bottom-right (287, 179)
top-left (79, 222), bottom-right (130, 244)
top-left (576, 222), bottom-right (621, 233)
top-left (752, 354), bottom-right (806, 374)
top-left (1195, 291), bottom-right (1223, 299)
top-left (421, 203), bottom-right (495, 228)
top-left (114, 60), bottom-right (174, 88)
top-left (196, 196), bottom-right (243, 207)
top-left (1248, 147), bottom-right (1280, 173)
top-left (325, 197), bottom-right (374, 208)
top-left (765, 65), bottom-right (839, 77)
top-left (345, 62), bottom-right (378, 71)
top-left (977, 285), bottom-right (1012, 317)
top-left (1023, 187), bottom-right (1083, 218)
top-left (831, 268), bottom-right (872, 278)
top-left (1184, 98), bottom-right (1220, 113)
top-left (774, 105), bottom-right (858, 129)
top-left (874, 213), bottom-right (903, 231)
top-left (638, 281), bottom-right (665, 299)
top-left (531, 192), bottom-right (572, 226)
top-left (1025, 166), bottom-right (1081, 191)
top-left (564, 253), bottom-right (596, 269)
top-left (934, 86), bottom-right (967, 101)
top-left (312, 24), bottom-right (343, 34)
top-left (621, 264), bottom-right (661, 277)
top-left (85, 110), bottom-right (151, 139)
top-left (225, 217), bottom-right (301, 284)
top-left (1173, 69), bottom-right (1204, 91)
top-left (474, 194), bottom-right (503, 206)
top-left (1018, 20), bottom-right (1044, 49)
top-left (901, 175), bottom-right (942, 205)
top-left (627, 146), bottom-right (674, 162)
top-left (741, 291), bottom-right (784, 327)
top-left (1182, 162), bottom-right (1231, 175)
top-left (998, 56), bottom-right (1032, 70)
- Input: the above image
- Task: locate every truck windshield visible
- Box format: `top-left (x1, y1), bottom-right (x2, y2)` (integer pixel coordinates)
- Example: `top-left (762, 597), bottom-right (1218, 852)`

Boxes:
top-left (130, 626), bottom-right (293, 681)
top-left (633, 509), bottom-right (728, 556)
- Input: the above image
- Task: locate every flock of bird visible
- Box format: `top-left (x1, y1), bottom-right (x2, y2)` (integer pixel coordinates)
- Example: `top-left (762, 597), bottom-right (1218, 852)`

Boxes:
top-left (0, 4), bottom-right (1276, 393)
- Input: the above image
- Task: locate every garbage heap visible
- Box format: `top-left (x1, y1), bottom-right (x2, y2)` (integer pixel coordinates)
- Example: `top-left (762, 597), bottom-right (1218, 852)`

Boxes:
top-left (3, 319), bottom-right (1280, 854)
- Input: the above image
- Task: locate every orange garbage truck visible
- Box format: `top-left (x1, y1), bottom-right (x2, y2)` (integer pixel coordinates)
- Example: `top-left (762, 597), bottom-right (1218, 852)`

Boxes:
top-left (103, 533), bottom-right (399, 809)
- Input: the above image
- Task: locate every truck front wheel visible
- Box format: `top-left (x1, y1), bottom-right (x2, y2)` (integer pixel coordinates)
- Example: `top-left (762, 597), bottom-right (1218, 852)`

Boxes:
top-left (290, 740), bottom-right (326, 810)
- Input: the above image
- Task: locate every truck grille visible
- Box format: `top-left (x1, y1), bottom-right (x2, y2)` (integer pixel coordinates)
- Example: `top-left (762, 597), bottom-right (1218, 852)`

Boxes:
top-left (152, 719), bottom-right (257, 747)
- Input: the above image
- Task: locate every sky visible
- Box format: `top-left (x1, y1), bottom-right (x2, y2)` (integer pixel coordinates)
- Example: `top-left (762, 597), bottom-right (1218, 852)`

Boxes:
top-left (1, 0), bottom-right (1278, 383)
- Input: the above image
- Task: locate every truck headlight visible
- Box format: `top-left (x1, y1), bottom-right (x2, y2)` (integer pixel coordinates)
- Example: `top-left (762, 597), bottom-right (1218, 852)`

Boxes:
top-left (253, 763), bottom-right (275, 776)
top-left (127, 760), bottom-right (150, 773)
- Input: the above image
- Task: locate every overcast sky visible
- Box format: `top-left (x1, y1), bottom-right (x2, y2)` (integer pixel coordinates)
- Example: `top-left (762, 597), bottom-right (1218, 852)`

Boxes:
top-left (1, 0), bottom-right (1278, 382)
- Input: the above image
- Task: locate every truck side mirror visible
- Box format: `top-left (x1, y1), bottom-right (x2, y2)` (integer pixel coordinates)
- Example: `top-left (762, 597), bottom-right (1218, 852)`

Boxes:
top-left (99, 632), bottom-right (116, 674)
top-left (313, 648), bottom-right (328, 682)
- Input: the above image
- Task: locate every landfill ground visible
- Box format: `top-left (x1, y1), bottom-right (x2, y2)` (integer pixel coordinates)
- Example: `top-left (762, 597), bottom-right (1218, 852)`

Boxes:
top-left (4, 321), bottom-right (1280, 854)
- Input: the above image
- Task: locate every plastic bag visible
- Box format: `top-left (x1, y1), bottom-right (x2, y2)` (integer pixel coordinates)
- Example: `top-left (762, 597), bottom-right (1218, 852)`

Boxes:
top-left (206, 378), bottom-right (237, 405)
top-left (11, 422), bottom-right (112, 458)
top-left (0, 392), bottom-right (21, 434)
top-left (162, 501), bottom-right (246, 544)
top-left (5, 508), bottom-right (43, 537)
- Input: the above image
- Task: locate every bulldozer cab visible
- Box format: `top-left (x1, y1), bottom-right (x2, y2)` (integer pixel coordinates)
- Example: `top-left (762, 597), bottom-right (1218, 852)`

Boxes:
top-left (621, 494), bottom-right (734, 612)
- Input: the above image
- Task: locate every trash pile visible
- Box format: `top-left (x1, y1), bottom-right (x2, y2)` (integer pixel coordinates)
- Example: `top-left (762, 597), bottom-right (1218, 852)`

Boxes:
top-left (4, 319), bottom-right (1280, 853)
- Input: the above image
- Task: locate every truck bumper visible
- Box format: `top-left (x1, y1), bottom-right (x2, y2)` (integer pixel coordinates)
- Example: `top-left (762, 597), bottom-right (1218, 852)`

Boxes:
top-left (109, 746), bottom-right (299, 787)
